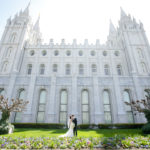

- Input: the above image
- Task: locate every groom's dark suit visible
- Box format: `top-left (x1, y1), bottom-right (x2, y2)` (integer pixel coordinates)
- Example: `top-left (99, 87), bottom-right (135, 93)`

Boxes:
top-left (72, 118), bottom-right (77, 136)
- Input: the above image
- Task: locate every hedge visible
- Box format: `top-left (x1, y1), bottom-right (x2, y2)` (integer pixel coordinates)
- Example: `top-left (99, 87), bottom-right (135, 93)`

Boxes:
top-left (78, 124), bottom-right (98, 129)
top-left (142, 123), bottom-right (150, 134)
top-left (98, 123), bottom-right (145, 129)
top-left (12, 123), bottom-right (145, 129)
top-left (12, 123), bottom-right (65, 129)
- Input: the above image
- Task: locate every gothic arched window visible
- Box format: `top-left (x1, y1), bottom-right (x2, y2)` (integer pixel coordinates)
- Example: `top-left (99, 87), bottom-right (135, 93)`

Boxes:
top-left (79, 64), bottom-right (84, 75)
top-left (137, 48), bottom-right (144, 59)
top-left (53, 64), bottom-right (58, 72)
top-left (60, 90), bottom-right (68, 124)
top-left (2, 62), bottom-right (8, 72)
top-left (104, 64), bottom-right (110, 75)
top-left (92, 64), bottom-right (97, 73)
top-left (65, 64), bottom-right (71, 75)
top-left (123, 90), bottom-right (134, 123)
top-left (27, 64), bottom-right (32, 75)
top-left (9, 33), bottom-right (17, 43)
top-left (54, 50), bottom-right (59, 56)
top-left (103, 90), bottom-right (112, 123)
top-left (141, 62), bottom-right (147, 73)
top-left (37, 89), bottom-right (47, 123)
top-left (117, 65), bottom-right (123, 75)
top-left (5, 47), bottom-right (12, 58)
top-left (82, 90), bottom-right (90, 124)
top-left (39, 64), bottom-right (45, 75)
top-left (14, 89), bottom-right (25, 122)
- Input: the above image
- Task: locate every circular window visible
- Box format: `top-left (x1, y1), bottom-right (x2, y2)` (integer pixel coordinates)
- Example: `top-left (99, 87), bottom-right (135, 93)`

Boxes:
top-left (103, 51), bottom-right (107, 56)
top-left (66, 50), bottom-right (71, 56)
top-left (79, 51), bottom-right (83, 56)
top-left (91, 51), bottom-right (95, 56)
top-left (42, 50), bottom-right (47, 56)
top-left (54, 50), bottom-right (59, 56)
top-left (114, 51), bottom-right (119, 56)
top-left (30, 50), bottom-right (35, 56)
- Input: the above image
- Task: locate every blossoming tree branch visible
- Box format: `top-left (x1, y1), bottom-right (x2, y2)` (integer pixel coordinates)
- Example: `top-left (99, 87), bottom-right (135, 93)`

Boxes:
top-left (125, 92), bottom-right (150, 134)
top-left (0, 95), bottom-right (29, 134)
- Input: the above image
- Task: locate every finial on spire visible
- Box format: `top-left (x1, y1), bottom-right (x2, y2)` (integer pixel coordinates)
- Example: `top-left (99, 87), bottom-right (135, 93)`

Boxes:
top-left (120, 7), bottom-right (127, 18)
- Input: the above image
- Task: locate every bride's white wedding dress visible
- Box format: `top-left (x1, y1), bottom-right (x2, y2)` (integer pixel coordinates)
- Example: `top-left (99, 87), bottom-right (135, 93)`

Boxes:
top-left (59, 120), bottom-right (75, 137)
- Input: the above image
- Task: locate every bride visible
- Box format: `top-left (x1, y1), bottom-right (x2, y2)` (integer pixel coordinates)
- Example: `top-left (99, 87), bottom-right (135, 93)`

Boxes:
top-left (59, 116), bottom-right (75, 137)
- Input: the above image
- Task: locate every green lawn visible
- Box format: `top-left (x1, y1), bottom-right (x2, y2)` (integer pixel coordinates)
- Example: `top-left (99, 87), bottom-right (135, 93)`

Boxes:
top-left (0, 128), bottom-right (143, 138)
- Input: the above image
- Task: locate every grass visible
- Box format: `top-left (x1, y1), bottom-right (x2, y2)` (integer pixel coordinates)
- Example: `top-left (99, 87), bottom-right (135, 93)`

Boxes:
top-left (0, 128), bottom-right (143, 138)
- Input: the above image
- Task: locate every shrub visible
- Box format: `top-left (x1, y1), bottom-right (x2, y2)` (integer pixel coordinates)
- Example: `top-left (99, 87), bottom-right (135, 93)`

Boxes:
top-left (0, 123), bottom-right (14, 134)
top-left (98, 123), bottom-right (145, 129)
top-left (142, 123), bottom-right (150, 134)
top-left (143, 109), bottom-right (150, 123)
top-left (12, 123), bottom-right (65, 129)
top-left (78, 124), bottom-right (90, 129)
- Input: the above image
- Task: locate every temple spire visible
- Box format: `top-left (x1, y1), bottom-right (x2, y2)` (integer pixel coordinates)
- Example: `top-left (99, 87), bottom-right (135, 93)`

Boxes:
top-left (120, 7), bottom-right (127, 18)
top-left (109, 19), bottom-right (116, 35)
top-left (34, 14), bottom-right (40, 32)
top-left (23, 1), bottom-right (31, 15)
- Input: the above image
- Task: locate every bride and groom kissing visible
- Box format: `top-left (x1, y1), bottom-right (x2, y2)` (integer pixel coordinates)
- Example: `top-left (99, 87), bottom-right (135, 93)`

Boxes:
top-left (59, 115), bottom-right (77, 137)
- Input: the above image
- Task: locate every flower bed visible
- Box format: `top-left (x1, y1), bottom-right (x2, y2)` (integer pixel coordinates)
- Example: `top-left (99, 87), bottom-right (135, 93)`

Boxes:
top-left (0, 136), bottom-right (150, 149)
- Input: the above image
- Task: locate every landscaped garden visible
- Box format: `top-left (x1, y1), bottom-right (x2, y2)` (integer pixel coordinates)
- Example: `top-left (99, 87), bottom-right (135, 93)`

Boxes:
top-left (0, 91), bottom-right (150, 149)
top-left (0, 128), bottom-right (150, 149)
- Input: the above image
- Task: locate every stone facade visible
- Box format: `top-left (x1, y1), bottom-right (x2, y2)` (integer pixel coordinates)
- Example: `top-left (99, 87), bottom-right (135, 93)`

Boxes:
top-left (0, 4), bottom-right (150, 124)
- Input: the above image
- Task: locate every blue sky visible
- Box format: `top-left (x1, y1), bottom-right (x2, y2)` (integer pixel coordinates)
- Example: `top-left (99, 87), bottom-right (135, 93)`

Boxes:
top-left (1, 0), bottom-right (150, 44)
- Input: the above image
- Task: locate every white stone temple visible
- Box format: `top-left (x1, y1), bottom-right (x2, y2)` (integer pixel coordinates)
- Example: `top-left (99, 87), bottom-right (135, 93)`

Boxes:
top-left (0, 3), bottom-right (149, 124)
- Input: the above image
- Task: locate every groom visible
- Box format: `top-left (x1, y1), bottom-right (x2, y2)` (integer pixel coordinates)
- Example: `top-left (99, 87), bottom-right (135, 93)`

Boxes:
top-left (72, 115), bottom-right (77, 136)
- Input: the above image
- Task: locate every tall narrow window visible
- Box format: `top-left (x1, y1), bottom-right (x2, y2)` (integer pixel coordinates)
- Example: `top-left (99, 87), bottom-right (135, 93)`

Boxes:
top-left (37, 90), bottom-right (47, 123)
top-left (117, 65), bottom-right (122, 75)
top-left (66, 64), bottom-right (71, 75)
top-left (79, 64), bottom-right (84, 75)
top-left (2, 62), bottom-right (8, 72)
top-left (27, 64), bottom-right (32, 75)
top-left (104, 64), bottom-right (110, 75)
top-left (14, 89), bottom-right (25, 122)
top-left (103, 90), bottom-right (112, 123)
top-left (92, 64), bottom-right (97, 73)
top-left (5, 47), bottom-right (12, 58)
top-left (82, 90), bottom-right (90, 124)
top-left (137, 48), bottom-right (144, 59)
top-left (123, 90), bottom-right (134, 123)
top-left (39, 64), bottom-right (45, 75)
top-left (141, 62), bottom-right (147, 73)
top-left (53, 64), bottom-right (58, 72)
top-left (0, 88), bottom-right (5, 97)
top-left (60, 90), bottom-right (68, 124)
top-left (9, 33), bottom-right (17, 43)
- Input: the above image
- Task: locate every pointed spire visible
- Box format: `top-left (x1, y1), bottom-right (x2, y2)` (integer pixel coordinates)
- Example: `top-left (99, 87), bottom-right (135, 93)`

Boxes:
top-left (34, 14), bottom-right (40, 31)
top-left (7, 17), bottom-right (11, 25)
top-left (26, 0), bottom-right (31, 10)
top-left (19, 9), bottom-right (22, 16)
top-left (120, 7), bottom-right (127, 18)
top-left (23, 1), bottom-right (30, 15)
top-left (109, 19), bottom-right (116, 34)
